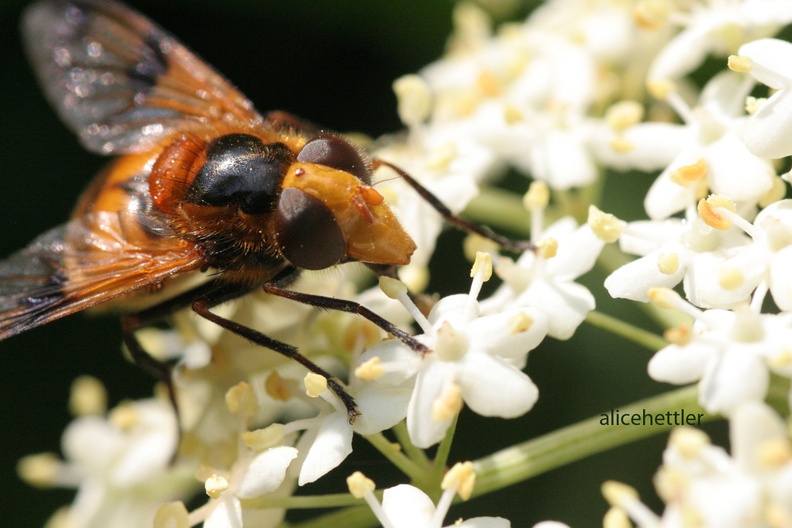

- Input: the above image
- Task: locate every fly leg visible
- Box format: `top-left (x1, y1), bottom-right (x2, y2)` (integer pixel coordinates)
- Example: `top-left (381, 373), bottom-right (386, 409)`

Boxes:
top-left (372, 158), bottom-right (535, 253)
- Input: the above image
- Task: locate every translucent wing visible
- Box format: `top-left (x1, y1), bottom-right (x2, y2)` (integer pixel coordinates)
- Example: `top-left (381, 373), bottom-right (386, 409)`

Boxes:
top-left (23, 0), bottom-right (264, 155)
top-left (0, 211), bottom-right (204, 339)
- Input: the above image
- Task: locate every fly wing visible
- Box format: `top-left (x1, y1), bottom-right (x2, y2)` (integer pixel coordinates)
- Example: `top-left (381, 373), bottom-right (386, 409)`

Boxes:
top-left (0, 211), bottom-right (204, 339)
top-left (22, 0), bottom-right (264, 155)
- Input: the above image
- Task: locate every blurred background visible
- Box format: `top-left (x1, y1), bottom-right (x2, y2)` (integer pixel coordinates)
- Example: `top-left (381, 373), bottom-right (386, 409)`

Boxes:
top-left (0, 0), bottom-right (726, 526)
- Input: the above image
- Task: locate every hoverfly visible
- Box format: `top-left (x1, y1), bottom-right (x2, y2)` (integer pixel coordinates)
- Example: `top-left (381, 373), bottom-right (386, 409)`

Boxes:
top-left (1, 0), bottom-right (530, 421)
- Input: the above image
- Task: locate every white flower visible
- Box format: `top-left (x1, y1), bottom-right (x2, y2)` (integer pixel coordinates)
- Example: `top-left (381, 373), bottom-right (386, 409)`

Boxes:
top-left (283, 376), bottom-right (411, 485)
top-left (635, 72), bottom-right (773, 220)
top-left (607, 402), bottom-right (792, 527)
top-left (737, 38), bottom-right (792, 158)
top-left (359, 263), bottom-right (548, 448)
top-left (18, 399), bottom-right (193, 528)
top-left (481, 216), bottom-right (604, 339)
top-left (348, 463), bottom-right (511, 528)
top-left (199, 446), bottom-right (299, 528)
top-left (648, 0), bottom-right (792, 84)
top-left (646, 291), bottom-right (792, 415)
top-left (605, 214), bottom-right (751, 307)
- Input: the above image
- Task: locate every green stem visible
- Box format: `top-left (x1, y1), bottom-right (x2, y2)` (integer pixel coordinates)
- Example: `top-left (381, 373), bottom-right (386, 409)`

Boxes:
top-left (473, 385), bottom-right (712, 496)
top-left (364, 432), bottom-right (426, 482)
top-left (243, 493), bottom-right (362, 511)
top-left (585, 310), bottom-right (667, 351)
top-left (462, 188), bottom-right (531, 236)
top-left (392, 420), bottom-right (430, 467)
top-left (288, 505), bottom-right (375, 528)
top-left (425, 412), bottom-right (459, 494)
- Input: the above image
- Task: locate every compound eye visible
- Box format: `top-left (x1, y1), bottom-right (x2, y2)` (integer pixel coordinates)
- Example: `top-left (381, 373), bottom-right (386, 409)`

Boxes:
top-left (274, 187), bottom-right (346, 270)
top-left (297, 135), bottom-right (371, 183)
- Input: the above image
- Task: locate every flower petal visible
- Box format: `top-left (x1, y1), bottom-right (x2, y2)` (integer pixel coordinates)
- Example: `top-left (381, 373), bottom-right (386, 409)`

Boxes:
top-left (237, 446), bottom-right (298, 499)
top-left (298, 412), bottom-right (353, 485)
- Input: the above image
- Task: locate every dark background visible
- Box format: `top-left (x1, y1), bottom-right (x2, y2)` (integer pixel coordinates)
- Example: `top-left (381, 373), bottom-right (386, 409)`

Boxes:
top-left (0, 1), bottom-right (726, 526)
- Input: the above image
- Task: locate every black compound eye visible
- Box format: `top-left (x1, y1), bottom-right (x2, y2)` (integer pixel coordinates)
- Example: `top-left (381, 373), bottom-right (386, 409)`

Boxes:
top-left (297, 135), bottom-right (371, 183)
top-left (274, 187), bottom-right (346, 270)
top-left (187, 134), bottom-right (294, 214)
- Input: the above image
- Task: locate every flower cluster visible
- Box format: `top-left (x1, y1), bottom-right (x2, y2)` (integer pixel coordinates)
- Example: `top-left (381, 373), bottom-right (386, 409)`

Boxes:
top-left (18, 0), bottom-right (792, 526)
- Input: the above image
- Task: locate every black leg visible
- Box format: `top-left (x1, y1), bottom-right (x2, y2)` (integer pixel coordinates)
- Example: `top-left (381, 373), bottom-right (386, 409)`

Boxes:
top-left (372, 158), bottom-right (535, 253)
top-left (191, 298), bottom-right (360, 422)
top-left (120, 275), bottom-right (362, 423)
top-left (261, 282), bottom-right (430, 355)
top-left (121, 279), bottom-right (253, 430)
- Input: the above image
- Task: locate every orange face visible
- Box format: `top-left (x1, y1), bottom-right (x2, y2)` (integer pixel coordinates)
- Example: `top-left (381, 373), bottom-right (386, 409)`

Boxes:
top-left (0, 0), bottom-right (415, 339)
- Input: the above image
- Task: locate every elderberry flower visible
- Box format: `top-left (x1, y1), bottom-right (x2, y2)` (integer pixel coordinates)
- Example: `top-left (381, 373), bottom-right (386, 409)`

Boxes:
top-left (613, 72), bottom-right (774, 220)
top-left (347, 463), bottom-right (513, 528)
top-left (177, 382), bottom-right (300, 528)
top-left (646, 288), bottom-right (792, 415)
top-left (358, 255), bottom-right (549, 448)
top-left (18, 397), bottom-right (193, 528)
top-left (605, 402), bottom-right (792, 527)
top-left (734, 38), bottom-right (792, 159)
top-left (604, 211), bottom-right (751, 307)
top-left (647, 0), bottom-right (792, 84)
top-left (481, 191), bottom-right (606, 339)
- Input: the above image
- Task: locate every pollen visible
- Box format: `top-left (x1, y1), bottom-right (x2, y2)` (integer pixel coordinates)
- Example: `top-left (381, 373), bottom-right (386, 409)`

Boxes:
top-left (588, 205), bottom-right (623, 243)
top-left (654, 466), bottom-right (688, 503)
top-left (669, 426), bottom-right (710, 459)
top-left (432, 382), bottom-right (463, 421)
top-left (69, 375), bottom-right (107, 417)
top-left (355, 357), bottom-right (385, 381)
top-left (153, 502), bottom-right (190, 528)
top-left (379, 276), bottom-right (408, 300)
top-left (698, 195), bottom-right (737, 230)
top-left (470, 251), bottom-right (493, 281)
top-left (656, 252), bottom-right (679, 275)
top-left (670, 159), bottom-right (707, 187)
top-left (718, 268), bottom-right (744, 290)
top-left (745, 96), bottom-right (766, 115)
top-left (603, 507), bottom-right (631, 528)
top-left (442, 461), bottom-right (476, 500)
top-left (509, 311), bottom-right (534, 333)
top-left (347, 471), bottom-right (376, 499)
top-left (537, 237), bottom-right (558, 259)
top-left (609, 136), bottom-right (635, 153)
top-left (664, 325), bottom-right (692, 346)
top-left (648, 287), bottom-right (680, 309)
top-left (647, 78), bottom-right (675, 100)
top-left (463, 234), bottom-right (500, 262)
top-left (425, 142), bottom-right (458, 171)
top-left (524, 181), bottom-right (550, 210)
top-left (727, 54), bottom-right (753, 74)
top-left (632, 0), bottom-right (671, 29)
top-left (477, 70), bottom-right (502, 97)
top-left (265, 371), bottom-right (292, 402)
top-left (503, 105), bottom-right (524, 124)
top-left (109, 401), bottom-right (140, 431)
top-left (605, 100), bottom-right (644, 132)
top-left (393, 74), bottom-right (432, 126)
top-left (769, 347), bottom-right (792, 368)
top-left (17, 453), bottom-right (61, 488)
top-left (243, 423), bottom-right (285, 451)
top-left (205, 474), bottom-right (229, 499)
top-left (304, 372), bottom-right (328, 398)
top-left (757, 438), bottom-right (792, 468)
top-left (601, 480), bottom-right (639, 507)
top-left (225, 382), bottom-right (259, 418)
